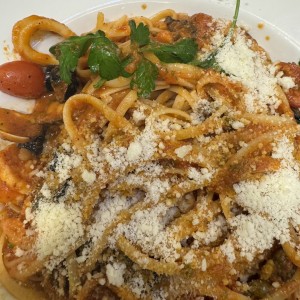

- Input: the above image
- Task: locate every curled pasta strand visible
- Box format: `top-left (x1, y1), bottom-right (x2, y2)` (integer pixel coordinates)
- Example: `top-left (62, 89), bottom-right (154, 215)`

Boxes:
top-left (63, 93), bottom-right (135, 148)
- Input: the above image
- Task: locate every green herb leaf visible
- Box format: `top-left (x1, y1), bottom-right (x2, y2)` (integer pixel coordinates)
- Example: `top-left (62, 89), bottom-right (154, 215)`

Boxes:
top-left (143, 39), bottom-right (198, 63)
top-left (129, 20), bottom-right (150, 47)
top-left (7, 242), bottom-right (14, 249)
top-left (190, 51), bottom-right (222, 72)
top-left (50, 32), bottom-right (103, 84)
top-left (88, 32), bottom-right (122, 80)
top-left (50, 31), bottom-right (124, 84)
top-left (130, 59), bottom-right (158, 98)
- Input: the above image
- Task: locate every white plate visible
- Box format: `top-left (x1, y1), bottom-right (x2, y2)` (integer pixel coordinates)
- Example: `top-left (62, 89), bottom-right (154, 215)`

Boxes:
top-left (0, 0), bottom-right (299, 299)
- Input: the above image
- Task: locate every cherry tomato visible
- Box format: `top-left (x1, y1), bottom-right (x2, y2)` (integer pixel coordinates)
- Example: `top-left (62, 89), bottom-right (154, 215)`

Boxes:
top-left (0, 60), bottom-right (45, 99)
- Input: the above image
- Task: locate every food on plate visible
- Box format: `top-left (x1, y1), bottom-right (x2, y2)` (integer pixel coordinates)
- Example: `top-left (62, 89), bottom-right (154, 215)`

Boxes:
top-left (1, 1), bottom-right (300, 299)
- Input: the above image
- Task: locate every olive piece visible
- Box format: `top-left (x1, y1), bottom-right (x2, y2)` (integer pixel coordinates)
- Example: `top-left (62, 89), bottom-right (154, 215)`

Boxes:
top-left (18, 134), bottom-right (45, 155)
top-left (45, 65), bottom-right (80, 102)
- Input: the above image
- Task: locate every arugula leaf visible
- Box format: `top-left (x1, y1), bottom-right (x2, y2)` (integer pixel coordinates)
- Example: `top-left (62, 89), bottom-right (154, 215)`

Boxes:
top-left (50, 32), bottom-right (103, 84)
top-left (189, 0), bottom-right (240, 71)
top-left (143, 39), bottom-right (198, 63)
top-left (129, 20), bottom-right (150, 47)
top-left (130, 59), bottom-right (158, 98)
top-left (87, 32), bottom-right (122, 80)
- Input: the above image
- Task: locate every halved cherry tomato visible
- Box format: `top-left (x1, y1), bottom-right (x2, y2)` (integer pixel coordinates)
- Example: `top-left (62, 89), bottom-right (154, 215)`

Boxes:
top-left (0, 60), bottom-right (45, 99)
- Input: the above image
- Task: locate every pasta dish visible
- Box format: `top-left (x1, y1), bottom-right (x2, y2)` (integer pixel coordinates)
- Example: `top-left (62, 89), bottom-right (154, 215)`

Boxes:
top-left (1, 2), bottom-right (300, 299)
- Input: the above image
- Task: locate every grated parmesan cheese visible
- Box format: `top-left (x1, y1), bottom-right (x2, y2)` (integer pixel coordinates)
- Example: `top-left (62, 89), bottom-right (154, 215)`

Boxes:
top-left (116, 204), bottom-right (180, 262)
top-left (14, 247), bottom-right (25, 258)
top-left (127, 274), bottom-right (147, 298)
top-left (50, 151), bottom-right (83, 183)
top-left (81, 169), bottom-right (96, 185)
top-left (201, 258), bottom-right (207, 271)
top-left (231, 120), bottom-right (245, 130)
top-left (126, 141), bottom-right (143, 161)
top-left (216, 29), bottom-right (281, 114)
top-left (175, 145), bottom-right (193, 158)
top-left (89, 192), bottom-right (134, 245)
top-left (193, 215), bottom-right (227, 247)
top-left (188, 167), bottom-right (214, 185)
top-left (183, 251), bottom-right (196, 264)
top-left (220, 240), bottom-right (236, 263)
top-left (276, 71), bottom-right (296, 91)
top-left (229, 137), bottom-right (300, 261)
top-left (30, 201), bottom-right (84, 270)
top-left (106, 262), bottom-right (126, 287)
top-left (132, 106), bottom-right (146, 123)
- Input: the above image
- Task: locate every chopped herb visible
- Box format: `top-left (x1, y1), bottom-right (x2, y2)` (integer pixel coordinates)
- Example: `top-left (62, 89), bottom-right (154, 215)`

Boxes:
top-left (50, 31), bottom-right (123, 84)
top-left (50, 32), bottom-right (103, 84)
top-left (130, 20), bottom-right (197, 64)
top-left (8, 242), bottom-right (14, 249)
top-left (143, 39), bottom-right (198, 63)
top-left (129, 20), bottom-right (150, 47)
top-left (190, 0), bottom-right (241, 71)
top-left (130, 59), bottom-right (158, 98)
top-left (298, 60), bottom-right (300, 66)
top-left (87, 32), bottom-right (122, 80)
top-left (191, 51), bottom-right (222, 72)
top-left (50, 1), bottom-right (240, 96)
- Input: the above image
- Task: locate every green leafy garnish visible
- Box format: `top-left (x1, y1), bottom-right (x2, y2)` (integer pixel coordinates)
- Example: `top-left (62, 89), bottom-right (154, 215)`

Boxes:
top-left (190, 0), bottom-right (241, 71)
top-left (192, 52), bottom-right (222, 71)
top-left (143, 39), bottom-right (198, 63)
top-left (50, 0), bottom-right (241, 98)
top-left (50, 31), bottom-right (122, 84)
top-left (7, 242), bottom-right (14, 249)
top-left (129, 20), bottom-right (197, 64)
top-left (87, 31), bottom-right (122, 80)
top-left (50, 32), bottom-right (102, 84)
top-left (130, 59), bottom-right (158, 98)
top-left (129, 20), bottom-right (150, 47)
